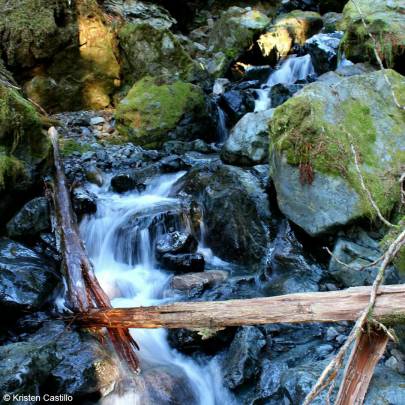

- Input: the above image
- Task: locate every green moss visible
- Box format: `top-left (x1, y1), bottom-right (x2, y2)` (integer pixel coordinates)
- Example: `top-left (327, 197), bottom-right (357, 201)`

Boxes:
top-left (340, 0), bottom-right (405, 70)
top-left (269, 69), bottom-right (405, 220)
top-left (59, 139), bottom-right (92, 156)
top-left (115, 76), bottom-right (205, 148)
top-left (381, 217), bottom-right (405, 274)
top-left (0, 148), bottom-right (25, 191)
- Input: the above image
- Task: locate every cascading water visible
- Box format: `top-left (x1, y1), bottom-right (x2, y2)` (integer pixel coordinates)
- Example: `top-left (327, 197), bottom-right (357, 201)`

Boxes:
top-left (254, 54), bottom-right (315, 112)
top-left (79, 172), bottom-right (234, 405)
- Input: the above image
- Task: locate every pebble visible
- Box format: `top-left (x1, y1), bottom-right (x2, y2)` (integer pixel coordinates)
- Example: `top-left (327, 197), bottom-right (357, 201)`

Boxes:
top-left (326, 326), bottom-right (339, 341)
top-left (90, 116), bottom-right (105, 125)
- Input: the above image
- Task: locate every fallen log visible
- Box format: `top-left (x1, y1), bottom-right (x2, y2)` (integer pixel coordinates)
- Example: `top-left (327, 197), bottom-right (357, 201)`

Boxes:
top-left (73, 284), bottom-right (405, 329)
top-left (49, 127), bottom-right (140, 373)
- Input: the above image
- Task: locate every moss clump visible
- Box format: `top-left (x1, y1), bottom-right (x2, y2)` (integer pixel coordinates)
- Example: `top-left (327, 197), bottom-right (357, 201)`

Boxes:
top-left (0, 0), bottom-right (75, 68)
top-left (269, 69), bottom-right (405, 220)
top-left (59, 139), bottom-right (92, 157)
top-left (381, 217), bottom-right (405, 274)
top-left (115, 77), bottom-right (206, 148)
top-left (340, 0), bottom-right (405, 73)
top-left (0, 149), bottom-right (25, 191)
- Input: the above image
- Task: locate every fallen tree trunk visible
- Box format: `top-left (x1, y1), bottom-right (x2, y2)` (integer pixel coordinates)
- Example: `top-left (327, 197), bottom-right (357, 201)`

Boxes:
top-left (74, 284), bottom-right (405, 329)
top-left (49, 127), bottom-right (140, 373)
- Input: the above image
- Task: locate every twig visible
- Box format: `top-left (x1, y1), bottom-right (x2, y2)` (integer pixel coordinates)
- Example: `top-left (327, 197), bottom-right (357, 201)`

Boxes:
top-left (349, 0), bottom-right (405, 111)
top-left (303, 228), bottom-right (405, 404)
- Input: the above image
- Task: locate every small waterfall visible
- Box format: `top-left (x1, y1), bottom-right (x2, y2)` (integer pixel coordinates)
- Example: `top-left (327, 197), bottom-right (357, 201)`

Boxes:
top-left (216, 105), bottom-right (229, 142)
top-left (254, 54), bottom-right (315, 112)
top-left (80, 173), bottom-right (234, 405)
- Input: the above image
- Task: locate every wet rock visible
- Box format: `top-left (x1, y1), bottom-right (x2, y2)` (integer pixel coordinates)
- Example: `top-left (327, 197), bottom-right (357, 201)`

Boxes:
top-left (223, 326), bottom-right (266, 389)
top-left (168, 325), bottom-right (235, 355)
top-left (329, 230), bottom-right (399, 287)
top-left (0, 238), bottom-right (58, 313)
top-left (340, 0), bottom-right (405, 74)
top-left (0, 322), bottom-right (120, 399)
top-left (213, 78), bottom-right (231, 95)
top-left (72, 187), bottom-right (97, 217)
top-left (263, 221), bottom-right (322, 295)
top-left (322, 12), bottom-right (343, 33)
top-left (156, 231), bottom-right (198, 256)
top-left (269, 69), bottom-right (405, 236)
top-left (115, 77), bottom-right (211, 148)
top-left (169, 270), bottom-right (228, 297)
top-left (305, 31), bottom-right (343, 75)
top-left (172, 164), bottom-right (271, 265)
top-left (159, 155), bottom-right (192, 173)
top-left (258, 11), bottom-right (323, 64)
top-left (221, 109), bottom-right (274, 166)
top-left (133, 365), bottom-right (197, 404)
top-left (160, 253), bottom-right (205, 273)
top-left (6, 197), bottom-right (50, 239)
top-left (220, 89), bottom-right (255, 124)
top-left (84, 165), bottom-right (103, 187)
top-left (110, 165), bottom-right (160, 193)
top-left (269, 83), bottom-right (303, 107)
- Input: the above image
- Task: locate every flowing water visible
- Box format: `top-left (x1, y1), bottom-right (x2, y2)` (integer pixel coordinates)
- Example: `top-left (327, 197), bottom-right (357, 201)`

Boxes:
top-left (79, 172), bottom-right (234, 404)
top-left (254, 54), bottom-right (315, 112)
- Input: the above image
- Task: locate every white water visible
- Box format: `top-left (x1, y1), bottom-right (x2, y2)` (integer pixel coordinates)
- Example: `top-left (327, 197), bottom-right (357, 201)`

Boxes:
top-left (79, 173), bottom-right (234, 405)
top-left (254, 54), bottom-right (315, 112)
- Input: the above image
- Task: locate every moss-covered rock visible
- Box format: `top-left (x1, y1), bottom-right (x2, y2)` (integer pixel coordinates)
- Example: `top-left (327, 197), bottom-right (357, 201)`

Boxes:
top-left (208, 7), bottom-right (271, 73)
top-left (0, 0), bottom-right (75, 68)
top-left (23, 0), bottom-right (121, 112)
top-left (118, 21), bottom-right (203, 85)
top-left (0, 82), bottom-right (50, 224)
top-left (115, 77), bottom-right (209, 148)
top-left (269, 69), bottom-right (405, 236)
top-left (257, 10), bottom-right (323, 64)
top-left (340, 0), bottom-right (405, 74)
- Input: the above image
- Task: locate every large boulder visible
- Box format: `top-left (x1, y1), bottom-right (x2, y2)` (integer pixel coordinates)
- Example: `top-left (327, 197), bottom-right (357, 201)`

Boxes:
top-left (340, 0), bottom-right (405, 74)
top-left (0, 321), bottom-right (120, 399)
top-left (208, 7), bottom-right (270, 73)
top-left (0, 238), bottom-right (58, 312)
top-left (0, 0), bottom-right (75, 69)
top-left (24, 0), bottom-right (121, 112)
top-left (269, 69), bottom-right (405, 236)
top-left (221, 109), bottom-right (274, 166)
top-left (0, 82), bottom-right (50, 225)
top-left (6, 197), bottom-right (50, 239)
top-left (257, 11), bottom-right (323, 64)
top-left (118, 20), bottom-right (203, 84)
top-left (115, 77), bottom-right (210, 148)
top-left (172, 163), bottom-right (271, 266)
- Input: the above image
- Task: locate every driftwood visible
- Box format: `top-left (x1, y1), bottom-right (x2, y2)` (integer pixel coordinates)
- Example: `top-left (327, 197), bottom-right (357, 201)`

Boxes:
top-left (49, 127), bottom-right (140, 373)
top-left (72, 284), bottom-right (405, 329)
top-left (334, 325), bottom-right (389, 405)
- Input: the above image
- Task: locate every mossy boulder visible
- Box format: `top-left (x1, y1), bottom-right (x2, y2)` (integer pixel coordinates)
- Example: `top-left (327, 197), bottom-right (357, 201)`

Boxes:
top-left (24, 0), bottom-right (120, 112)
top-left (0, 83), bottom-right (50, 224)
top-left (118, 21), bottom-right (203, 85)
top-left (0, 0), bottom-right (75, 69)
top-left (257, 10), bottom-right (323, 64)
top-left (340, 0), bottom-right (405, 74)
top-left (115, 77), bottom-right (209, 148)
top-left (269, 69), bottom-right (405, 236)
top-left (208, 7), bottom-right (271, 72)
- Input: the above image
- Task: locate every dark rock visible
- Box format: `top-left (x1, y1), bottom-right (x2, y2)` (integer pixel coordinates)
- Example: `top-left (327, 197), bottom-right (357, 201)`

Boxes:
top-left (169, 270), bottom-right (228, 298)
top-left (242, 66), bottom-right (273, 82)
top-left (110, 165), bottom-right (160, 193)
top-left (220, 90), bottom-right (253, 124)
top-left (156, 231), bottom-right (198, 256)
top-left (0, 322), bottom-right (120, 399)
top-left (160, 253), bottom-right (205, 273)
top-left (172, 164), bottom-right (271, 266)
top-left (329, 229), bottom-right (399, 287)
top-left (305, 31), bottom-right (343, 75)
top-left (168, 326), bottom-right (235, 355)
top-left (159, 155), bottom-right (192, 173)
top-left (223, 326), bottom-right (266, 389)
top-left (72, 187), bottom-right (97, 217)
top-left (0, 238), bottom-right (58, 313)
top-left (6, 197), bottom-right (50, 239)
top-left (269, 83), bottom-right (303, 107)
